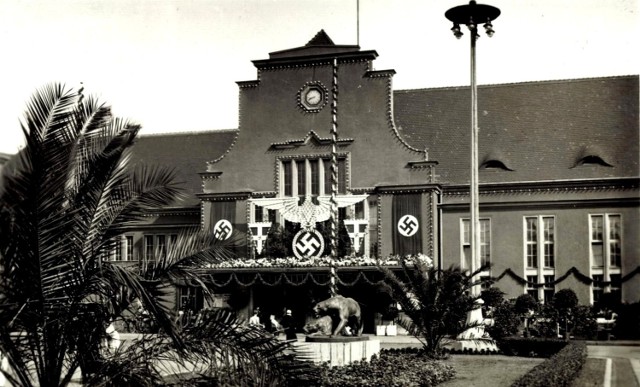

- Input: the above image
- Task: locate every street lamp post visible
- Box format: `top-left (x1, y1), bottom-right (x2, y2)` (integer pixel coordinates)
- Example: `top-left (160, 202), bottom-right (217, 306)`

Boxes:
top-left (445, 1), bottom-right (500, 296)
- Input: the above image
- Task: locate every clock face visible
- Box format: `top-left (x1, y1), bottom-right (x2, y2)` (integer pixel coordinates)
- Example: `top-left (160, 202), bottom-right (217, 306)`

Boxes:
top-left (298, 83), bottom-right (327, 112)
top-left (305, 89), bottom-right (322, 105)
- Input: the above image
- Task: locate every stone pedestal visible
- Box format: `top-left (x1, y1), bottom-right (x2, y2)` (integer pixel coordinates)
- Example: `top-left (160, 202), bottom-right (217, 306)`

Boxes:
top-left (443, 337), bottom-right (499, 353)
top-left (299, 336), bottom-right (380, 367)
top-left (443, 299), bottom-right (499, 353)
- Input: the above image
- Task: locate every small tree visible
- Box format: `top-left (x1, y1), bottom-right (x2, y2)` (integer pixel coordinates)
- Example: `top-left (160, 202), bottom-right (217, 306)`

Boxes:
top-left (515, 294), bottom-right (538, 337)
top-left (552, 289), bottom-right (578, 340)
top-left (379, 256), bottom-right (491, 358)
top-left (485, 300), bottom-right (520, 339)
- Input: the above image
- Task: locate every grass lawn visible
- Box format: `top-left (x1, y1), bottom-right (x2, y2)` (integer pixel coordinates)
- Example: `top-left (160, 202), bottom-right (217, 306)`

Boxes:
top-left (570, 358), bottom-right (605, 387)
top-left (438, 355), bottom-right (544, 387)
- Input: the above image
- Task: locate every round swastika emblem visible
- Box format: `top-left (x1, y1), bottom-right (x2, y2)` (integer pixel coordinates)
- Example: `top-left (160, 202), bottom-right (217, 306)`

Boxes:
top-left (213, 219), bottom-right (233, 240)
top-left (397, 215), bottom-right (419, 237)
top-left (292, 229), bottom-right (325, 260)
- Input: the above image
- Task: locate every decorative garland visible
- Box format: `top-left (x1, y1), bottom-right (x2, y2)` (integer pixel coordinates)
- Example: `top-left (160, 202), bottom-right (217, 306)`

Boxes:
top-left (495, 266), bottom-right (640, 288)
top-left (200, 254), bottom-right (640, 290)
top-left (205, 270), bottom-right (388, 288)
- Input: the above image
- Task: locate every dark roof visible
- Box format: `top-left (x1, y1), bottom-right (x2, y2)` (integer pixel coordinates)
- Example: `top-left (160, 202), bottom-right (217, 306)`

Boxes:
top-left (131, 130), bottom-right (238, 205)
top-left (393, 76), bottom-right (639, 184)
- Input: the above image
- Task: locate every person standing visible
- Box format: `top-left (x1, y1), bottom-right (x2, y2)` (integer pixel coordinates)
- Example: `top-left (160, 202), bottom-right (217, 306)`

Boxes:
top-left (268, 314), bottom-right (281, 334)
top-left (249, 309), bottom-right (263, 328)
top-left (280, 309), bottom-right (297, 341)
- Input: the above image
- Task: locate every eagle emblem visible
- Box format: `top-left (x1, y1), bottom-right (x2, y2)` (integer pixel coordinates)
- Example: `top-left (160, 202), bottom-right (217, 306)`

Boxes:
top-left (250, 195), bottom-right (368, 231)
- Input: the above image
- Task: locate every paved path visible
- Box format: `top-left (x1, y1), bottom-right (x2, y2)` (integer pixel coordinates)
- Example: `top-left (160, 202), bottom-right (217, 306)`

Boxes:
top-left (587, 344), bottom-right (640, 387)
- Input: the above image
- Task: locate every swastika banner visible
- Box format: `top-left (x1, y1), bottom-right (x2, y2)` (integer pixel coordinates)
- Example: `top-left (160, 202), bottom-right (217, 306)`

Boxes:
top-left (392, 194), bottom-right (422, 256)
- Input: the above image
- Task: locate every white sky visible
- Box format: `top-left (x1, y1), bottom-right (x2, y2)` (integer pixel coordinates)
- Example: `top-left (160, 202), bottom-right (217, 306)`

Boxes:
top-left (0, 0), bottom-right (637, 154)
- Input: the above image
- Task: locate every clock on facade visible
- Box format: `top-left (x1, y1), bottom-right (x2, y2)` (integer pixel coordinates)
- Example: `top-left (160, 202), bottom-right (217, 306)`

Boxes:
top-left (298, 82), bottom-right (328, 112)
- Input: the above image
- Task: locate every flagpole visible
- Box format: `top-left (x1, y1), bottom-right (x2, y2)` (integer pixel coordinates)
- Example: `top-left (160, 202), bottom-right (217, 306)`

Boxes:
top-left (330, 57), bottom-right (339, 297)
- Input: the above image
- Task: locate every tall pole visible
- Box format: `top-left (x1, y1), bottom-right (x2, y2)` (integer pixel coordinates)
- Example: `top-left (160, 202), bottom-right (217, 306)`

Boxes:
top-left (470, 25), bottom-right (479, 294)
top-left (329, 57), bottom-right (339, 297)
top-left (446, 1), bottom-right (500, 297)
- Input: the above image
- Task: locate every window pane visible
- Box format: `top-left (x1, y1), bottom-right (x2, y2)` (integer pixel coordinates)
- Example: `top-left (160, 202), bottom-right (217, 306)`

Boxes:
top-left (114, 238), bottom-right (122, 261)
top-left (283, 161), bottom-right (292, 196)
top-left (463, 246), bottom-right (471, 270)
top-left (297, 160), bottom-right (306, 196)
top-left (526, 217), bottom-right (537, 242)
top-left (480, 220), bottom-right (490, 266)
top-left (608, 215), bottom-right (620, 240)
top-left (592, 243), bottom-right (604, 267)
top-left (527, 244), bottom-right (538, 268)
top-left (544, 243), bottom-right (554, 267)
top-left (462, 220), bottom-right (470, 245)
top-left (543, 217), bottom-right (554, 242)
top-left (157, 235), bottom-right (166, 258)
top-left (145, 235), bottom-right (154, 260)
top-left (255, 205), bottom-right (263, 222)
top-left (310, 159), bottom-right (319, 195)
top-left (338, 159), bottom-right (346, 194)
top-left (126, 236), bottom-right (133, 261)
top-left (609, 241), bottom-right (621, 267)
top-left (591, 215), bottom-right (603, 241)
top-left (323, 159), bottom-right (332, 195)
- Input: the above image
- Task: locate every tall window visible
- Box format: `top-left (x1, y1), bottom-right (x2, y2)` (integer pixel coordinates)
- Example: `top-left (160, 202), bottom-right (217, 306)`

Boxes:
top-left (282, 156), bottom-right (346, 198)
top-left (461, 218), bottom-right (491, 270)
top-left (524, 216), bottom-right (555, 303)
top-left (590, 214), bottom-right (622, 304)
top-left (107, 235), bottom-right (135, 261)
top-left (144, 233), bottom-right (178, 261)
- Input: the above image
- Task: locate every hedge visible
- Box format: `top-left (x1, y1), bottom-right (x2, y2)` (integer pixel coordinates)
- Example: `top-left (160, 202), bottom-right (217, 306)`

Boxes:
top-left (497, 337), bottom-right (567, 358)
top-left (511, 341), bottom-right (587, 387)
top-left (319, 348), bottom-right (456, 387)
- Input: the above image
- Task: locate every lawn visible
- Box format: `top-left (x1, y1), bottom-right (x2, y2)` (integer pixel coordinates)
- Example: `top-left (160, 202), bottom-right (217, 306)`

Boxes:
top-left (570, 358), bottom-right (605, 387)
top-left (438, 355), bottom-right (544, 387)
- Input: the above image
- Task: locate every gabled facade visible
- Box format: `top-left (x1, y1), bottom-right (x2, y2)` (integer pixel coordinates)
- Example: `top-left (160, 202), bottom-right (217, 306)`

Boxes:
top-left (115, 31), bottom-right (638, 323)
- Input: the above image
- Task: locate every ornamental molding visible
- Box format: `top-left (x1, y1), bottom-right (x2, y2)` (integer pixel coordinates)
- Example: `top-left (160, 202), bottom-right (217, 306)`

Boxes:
top-left (382, 75), bottom-right (425, 157)
top-left (350, 187), bottom-right (376, 195)
top-left (250, 191), bottom-right (277, 198)
top-left (270, 130), bottom-right (353, 149)
top-left (197, 191), bottom-right (252, 201)
top-left (199, 171), bottom-right (223, 180)
top-left (141, 206), bottom-right (200, 217)
top-left (236, 80), bottom-right (260, 88)
top-left (407, 160), bottom-right (439, 169)
top-left (376, 183), bottom-right (442, 195)
top-left (206, 130), bottom-right (239, 165)
top-left (444, 178), bottom-right (639, 197)
top-left (364, 69), bottom-right (396, 78)
top-left (252, 51), bottom-right (377, 71)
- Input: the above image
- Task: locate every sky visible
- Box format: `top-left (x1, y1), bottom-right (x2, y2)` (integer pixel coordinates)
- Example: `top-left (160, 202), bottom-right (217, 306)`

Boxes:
top-left (0, 0), bottom-right (637, 154)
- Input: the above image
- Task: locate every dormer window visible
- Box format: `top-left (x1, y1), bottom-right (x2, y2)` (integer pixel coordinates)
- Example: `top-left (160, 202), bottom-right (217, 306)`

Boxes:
top-left (480, 159), bottom-right (513, 171)
top-left (573, 155), bottom-right (613, 168)
top-left (572, 145), bottom-right (613, 168)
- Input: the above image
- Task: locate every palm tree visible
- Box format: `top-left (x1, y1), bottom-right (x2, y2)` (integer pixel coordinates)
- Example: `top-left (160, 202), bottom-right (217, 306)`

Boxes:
top-left (379, 256), bottom-right (491, 358)
top-left (0, 84), bottom-right (315, 386)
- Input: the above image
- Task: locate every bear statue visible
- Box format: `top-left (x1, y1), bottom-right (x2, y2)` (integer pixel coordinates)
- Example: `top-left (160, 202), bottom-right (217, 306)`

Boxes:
top-left (312, 295), bottom-right (363, 337)
top-left (302, 316), bottom-right (333, 336)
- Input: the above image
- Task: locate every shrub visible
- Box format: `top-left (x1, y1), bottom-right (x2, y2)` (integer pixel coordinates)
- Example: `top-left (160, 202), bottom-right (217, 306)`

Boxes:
top-left (318, 349), bottom-right (456, 387)
top-left (486, 301), bottom-right (520, 339)
top-left (511, 341), bottom-right (587, 387)
top-left (497, 337), bottom-right (567, 358)
top-left (514, 294), bottom-right (538, 315)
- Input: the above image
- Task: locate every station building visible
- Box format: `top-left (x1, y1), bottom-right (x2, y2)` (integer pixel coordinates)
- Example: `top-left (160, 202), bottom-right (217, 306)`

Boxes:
top-left (119, 31), bottom-right (638, 330)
